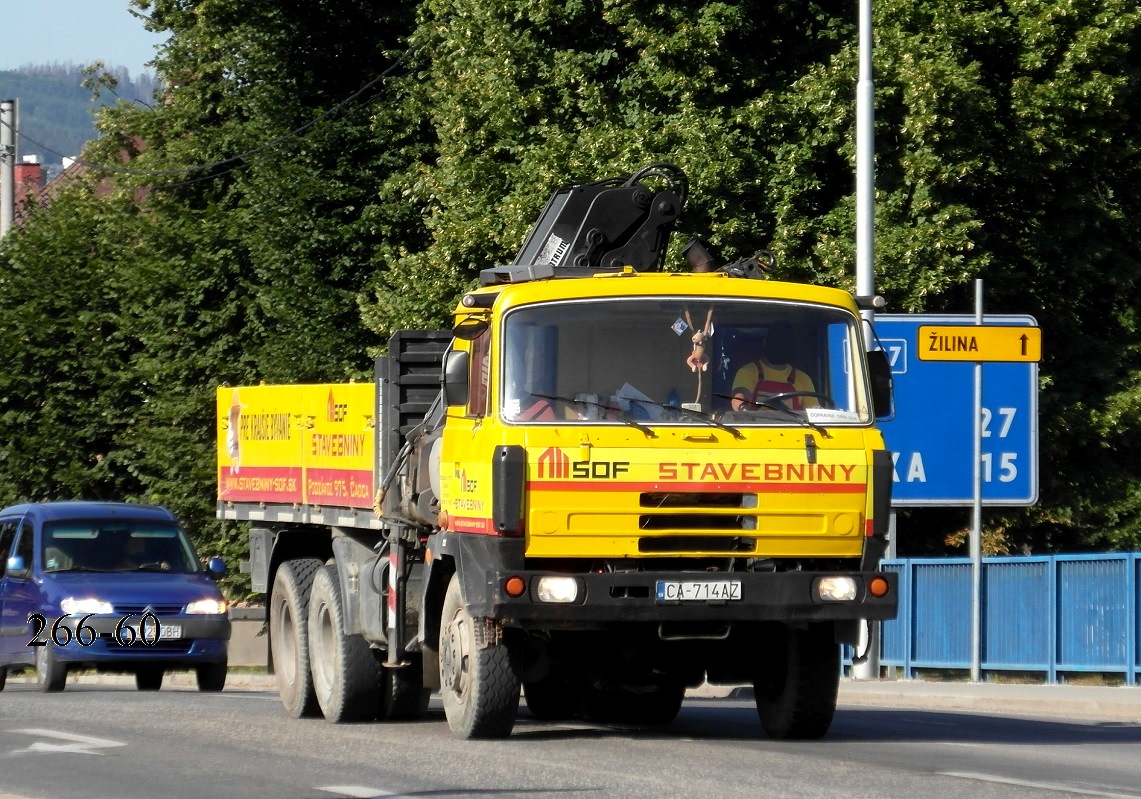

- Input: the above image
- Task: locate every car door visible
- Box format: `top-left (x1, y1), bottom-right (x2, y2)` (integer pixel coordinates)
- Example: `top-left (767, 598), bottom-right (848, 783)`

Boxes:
top-left (0, 518), bottom-right (20, 660)
top-left (0, 517), bottom-right (36, 665)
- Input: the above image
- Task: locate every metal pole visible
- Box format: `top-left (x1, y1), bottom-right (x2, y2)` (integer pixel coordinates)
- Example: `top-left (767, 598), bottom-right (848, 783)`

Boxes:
top-left (855, 0), bottom-right (875, 317)
top-left (851, 0), bottom-right (880, 681)
top-left (1, 99), bottom-right (16, 239)
top-left (970, 279), bottom-right (984, 681)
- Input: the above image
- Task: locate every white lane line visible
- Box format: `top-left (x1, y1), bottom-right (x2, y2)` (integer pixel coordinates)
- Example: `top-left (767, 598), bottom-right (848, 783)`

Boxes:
top-left (316, 787), bottom-right (402, 798)
top-left (11, 728), bottom-right (127, 756)
top-left (941, 771), bottom-right (1141, 798)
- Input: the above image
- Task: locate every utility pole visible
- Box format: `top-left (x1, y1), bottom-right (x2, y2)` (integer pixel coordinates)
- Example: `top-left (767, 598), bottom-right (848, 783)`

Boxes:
top-left (1, 99), bottom-right (16, 238)
top-left (851, 0), bottom-right (881, 681)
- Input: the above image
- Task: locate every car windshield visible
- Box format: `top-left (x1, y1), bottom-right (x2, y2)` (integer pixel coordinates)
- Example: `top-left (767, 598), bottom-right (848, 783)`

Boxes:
top-left (41, 519), bottom-right (201, 574)
top-left (500, 296), bottom-right (872, 426)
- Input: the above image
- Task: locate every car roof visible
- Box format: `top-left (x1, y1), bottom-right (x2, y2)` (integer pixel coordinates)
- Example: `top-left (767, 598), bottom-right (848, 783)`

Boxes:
top-left (0, 501), bottom-right (177, 523)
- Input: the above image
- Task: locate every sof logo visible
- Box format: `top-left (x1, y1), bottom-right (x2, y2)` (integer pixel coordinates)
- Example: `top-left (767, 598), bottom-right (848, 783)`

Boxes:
top-left (327, 390), bottom-right (347, 423)
top-left (536, 447), bottom-right (571, 479)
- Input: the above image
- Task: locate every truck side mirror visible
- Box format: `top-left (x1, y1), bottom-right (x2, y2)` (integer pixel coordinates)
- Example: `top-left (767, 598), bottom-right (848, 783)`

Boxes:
top-left (443, 350), bottom-right (470, 407)
top-left (867, 349), bottom-right (894, 418)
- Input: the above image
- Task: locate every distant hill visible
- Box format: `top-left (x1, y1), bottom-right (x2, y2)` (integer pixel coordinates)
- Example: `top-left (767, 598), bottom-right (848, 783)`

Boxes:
top-left (0, 63), bottom-right (159, 173)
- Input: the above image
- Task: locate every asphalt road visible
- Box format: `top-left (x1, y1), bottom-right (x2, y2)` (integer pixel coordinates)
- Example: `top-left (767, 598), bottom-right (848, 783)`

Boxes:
top-left (3, 675), bottom-right (1140, 799)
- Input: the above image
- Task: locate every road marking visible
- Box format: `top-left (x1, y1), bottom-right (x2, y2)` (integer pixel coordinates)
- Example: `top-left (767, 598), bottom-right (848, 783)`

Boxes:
top-left (11, 728), bottom-right (127, 756)
top-left (316, 787), bottom-right (401, 798)
top-left (941, 771), bottom-right (1141, 798)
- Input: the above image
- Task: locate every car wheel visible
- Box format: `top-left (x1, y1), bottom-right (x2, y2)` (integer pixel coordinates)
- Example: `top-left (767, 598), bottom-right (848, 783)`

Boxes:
top-left (36, 645), bottom-right (67, 692)
top-left (136, 666), bottom-right (164, 691)
top-left (197, 659), bottom-right (228, 692)
top-left (0, 667), bottom-right (7, 692)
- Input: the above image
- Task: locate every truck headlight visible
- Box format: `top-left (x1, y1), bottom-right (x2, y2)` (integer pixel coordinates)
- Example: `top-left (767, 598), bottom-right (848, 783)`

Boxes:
top-left (535, 576), bottom-right (578, 603)
top-left (186, 599), bottom-right (228, 615)
top-left (816, 577), bottom-right (858, 602)
top-left (60, 597), bottom-right (114, 615)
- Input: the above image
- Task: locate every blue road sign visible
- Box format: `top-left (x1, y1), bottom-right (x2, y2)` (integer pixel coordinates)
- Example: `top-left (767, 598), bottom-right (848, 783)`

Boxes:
top-left (873, 314), bottom-right (1039, 507)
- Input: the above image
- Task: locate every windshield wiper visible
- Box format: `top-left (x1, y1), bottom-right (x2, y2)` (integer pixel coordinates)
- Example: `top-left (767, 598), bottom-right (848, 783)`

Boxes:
top-left (713, 392), bottom-right (828, 437)
top-left (622, 395), bottom-right (743, 439)
top-left (529, 393), bottom-right (656, 437)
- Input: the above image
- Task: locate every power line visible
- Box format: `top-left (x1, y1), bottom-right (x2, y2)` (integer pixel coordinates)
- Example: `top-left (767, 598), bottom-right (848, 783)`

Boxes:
top-left (0, 51), bottom-right (409, 180)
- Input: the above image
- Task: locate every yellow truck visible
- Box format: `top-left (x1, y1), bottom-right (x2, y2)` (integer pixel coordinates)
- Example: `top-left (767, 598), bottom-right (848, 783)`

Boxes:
top-left (216, 163), bottom-right (897, 739)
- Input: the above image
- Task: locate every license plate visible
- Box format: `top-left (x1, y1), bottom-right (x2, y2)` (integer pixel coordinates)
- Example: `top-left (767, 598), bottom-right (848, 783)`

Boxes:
top-left (655, 580), bottom-right (741, 602)
top-left (128, 623), bottom-right (183, 641)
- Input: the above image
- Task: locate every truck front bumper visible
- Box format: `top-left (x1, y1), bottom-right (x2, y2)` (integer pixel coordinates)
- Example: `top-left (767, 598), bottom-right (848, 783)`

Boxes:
top-left (431, 532), bottom-right (897, 625)
top-left (479, 568), bottom-right (897, 624)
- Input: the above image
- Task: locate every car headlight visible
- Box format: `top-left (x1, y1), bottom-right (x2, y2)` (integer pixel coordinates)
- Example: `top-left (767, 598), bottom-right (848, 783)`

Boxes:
top-left (185, 598), bottom-right (228, 615)
top-left (60, 597), bottom-right (114, 615)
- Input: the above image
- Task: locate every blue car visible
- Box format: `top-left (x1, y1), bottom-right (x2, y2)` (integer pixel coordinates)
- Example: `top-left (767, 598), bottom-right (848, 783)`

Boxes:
top-left (0, 501), bottom-right (230, 692)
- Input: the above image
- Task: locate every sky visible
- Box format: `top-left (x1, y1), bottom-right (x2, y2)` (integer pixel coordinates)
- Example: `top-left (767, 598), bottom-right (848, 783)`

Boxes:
top-left (0, 0), bottom-right (167, 78)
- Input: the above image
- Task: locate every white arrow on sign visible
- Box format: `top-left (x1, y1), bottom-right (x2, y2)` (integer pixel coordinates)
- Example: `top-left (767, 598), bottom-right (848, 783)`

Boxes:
top-left (11, 728), bottom-right (126, 755)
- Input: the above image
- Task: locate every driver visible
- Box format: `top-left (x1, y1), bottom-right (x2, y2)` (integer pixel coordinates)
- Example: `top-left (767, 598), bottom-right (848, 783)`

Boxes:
top-left (729, 322), bottom-right (818, 411)
top-left (115, 536), bottom-right (148, 570)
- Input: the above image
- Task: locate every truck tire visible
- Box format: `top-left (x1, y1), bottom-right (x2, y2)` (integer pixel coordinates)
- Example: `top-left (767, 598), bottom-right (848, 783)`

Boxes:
top-left (754, 623), bottom-right (840, 740)
top-left (308, 564), bottom-right (384, 722)
top-left (270, 558), bottom-right (323, 718)
top-left (439, 574), bottom-right (520, 739)
top-left (378, 653), bottom-right (432, 721)
top-left (36, 644), bottom-right (67, 692)
top-left (582, 681), bottom-right (685, 726)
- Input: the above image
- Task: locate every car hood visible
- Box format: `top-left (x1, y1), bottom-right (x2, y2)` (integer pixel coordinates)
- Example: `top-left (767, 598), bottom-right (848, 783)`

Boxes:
top-left (40, 571), bottom-right (223, 607)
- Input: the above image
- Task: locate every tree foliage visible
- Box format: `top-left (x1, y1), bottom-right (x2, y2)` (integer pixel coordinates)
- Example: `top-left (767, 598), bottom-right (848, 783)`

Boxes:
top-left (2, 0), bottom-right (1140, 574)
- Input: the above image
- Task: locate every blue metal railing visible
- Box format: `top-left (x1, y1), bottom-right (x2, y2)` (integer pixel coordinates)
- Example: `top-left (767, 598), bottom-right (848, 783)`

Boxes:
top-left (874, 553), bottom-right (1140, 684)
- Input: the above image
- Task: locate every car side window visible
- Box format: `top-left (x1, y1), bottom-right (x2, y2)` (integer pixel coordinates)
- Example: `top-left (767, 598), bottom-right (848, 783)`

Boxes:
top-left (11, 520), bottom-right (33, 575)
top-left (0, 520), bottom-right (17, 577)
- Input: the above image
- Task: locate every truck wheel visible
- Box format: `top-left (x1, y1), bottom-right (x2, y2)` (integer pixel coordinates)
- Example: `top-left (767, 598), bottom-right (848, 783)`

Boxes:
top-left (582, 681), bottom-right (685, 726)
top-left (308, 564), bottom-right (383, 722)
top-left (439, 574), bottom-right (520, 739)
top-left (197, 659), bottom-right (228, 692)
top-left (754, 623), bottom-right (839, 740)
top-left (523, 675), bottom-right (579, 721)
top-left (270, 558), bottom-right (323, 718)
top-left (36, 645), bottom-right (67, 692)
top-left (0, 667), bottom-right (6, 691)
top-left (378, 653), bottom-right (432, 721)
top-left (136, 666), bottom-right (164, 691)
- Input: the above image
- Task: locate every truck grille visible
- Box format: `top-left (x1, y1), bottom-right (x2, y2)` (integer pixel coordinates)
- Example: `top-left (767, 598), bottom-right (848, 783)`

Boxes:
top-left (639, 536), bottom-right (757, 553)
top-left (639, 492), bottom-right (753, 508)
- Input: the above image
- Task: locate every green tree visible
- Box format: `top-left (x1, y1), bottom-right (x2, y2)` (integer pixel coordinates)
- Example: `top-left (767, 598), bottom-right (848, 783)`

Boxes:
top-left (4, 0), bottom-right (1140, 559)
top-left (0, 182), bottom-right (144, 506)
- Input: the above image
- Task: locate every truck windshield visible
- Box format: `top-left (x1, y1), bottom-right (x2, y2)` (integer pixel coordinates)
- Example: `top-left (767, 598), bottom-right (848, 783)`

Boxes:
top-left (501, 296), bottom-right (872, 426)
top-left (41, 519), bottom-right (202, 574)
